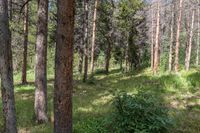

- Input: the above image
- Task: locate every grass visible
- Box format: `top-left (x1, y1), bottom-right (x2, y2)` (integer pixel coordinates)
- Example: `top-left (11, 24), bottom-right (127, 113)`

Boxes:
top-left (0, 67), bottom-right (200, 132)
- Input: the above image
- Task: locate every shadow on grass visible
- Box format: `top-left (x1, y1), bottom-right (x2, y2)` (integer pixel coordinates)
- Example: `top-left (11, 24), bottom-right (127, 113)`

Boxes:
top-left (0, 80), bottom-right (54, 132)
top-left (85, 70), bottom-right (200, 132)
top-left (186, 72), bottom-right (200, 93)
top-left (0, 68), bottom-right (200, 132)
top-left (15, 78), bottom-right (55, 87)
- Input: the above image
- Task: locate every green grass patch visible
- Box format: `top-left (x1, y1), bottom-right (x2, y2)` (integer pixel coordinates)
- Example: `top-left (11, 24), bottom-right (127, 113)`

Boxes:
top-left (0, 68), bottom-right (199, 132)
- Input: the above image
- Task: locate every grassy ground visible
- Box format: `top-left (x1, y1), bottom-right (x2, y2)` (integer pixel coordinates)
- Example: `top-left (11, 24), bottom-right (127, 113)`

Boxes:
top-left (0, 68), bottom-right (200, 133)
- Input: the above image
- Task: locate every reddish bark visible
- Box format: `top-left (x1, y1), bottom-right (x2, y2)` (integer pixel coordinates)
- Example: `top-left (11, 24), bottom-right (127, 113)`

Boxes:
top-left (90, 0), bottom-right (99, 75)
top-left (174, 0), bottom-right (183, 72)
top-left (54, 0), bottom-right (75, 132)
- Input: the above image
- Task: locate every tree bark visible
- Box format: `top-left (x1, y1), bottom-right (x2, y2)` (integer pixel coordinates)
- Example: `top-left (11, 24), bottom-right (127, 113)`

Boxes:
top-left (22, 1), bottom-right (29, 84)
top-left (0, 0), bottom-right (17, 132)
top-left (174, 0), bottom-right (183, 72)
top-left (83, 0), bottom-right (89, 82)
top-left (185, 10), bottom-right (195, 71)
top-left (105, 40), bottom-right (112, 74)
top-left (105, 1), bottom-right (114, 74)
top-left (153, 1), bottom-right (160, 74)
top-left (125, 43), bottom-right (129, 72)
top-left (90, 0), bottom-right (99, 75)
top-left (8, 0), bottom-right (12, 20)
top-left (169, 4), bottom-right (174, 72)
top-left (196, 3), bottom-right (200, 65)
top-left (54, 0), bottom-right (75, 132)
top-left (34, 0), bottom-right (48, 123)
top-left (78, 1), bottom-right (84, 74)
top-left (78, 40), bottom-right (84, 74)
top-left (151, 7), bottom-right (154, 70)
top-left (184, 12), bottom-right (190, 70)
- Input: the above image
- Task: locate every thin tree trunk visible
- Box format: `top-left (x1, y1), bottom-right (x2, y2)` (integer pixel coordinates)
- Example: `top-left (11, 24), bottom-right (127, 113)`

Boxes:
top-left (105, 2), bottom-right (114, 74)
top-left (184, 12), bottom-right (190, 70)
top-left (90, 0), bottom-right (99, 75)
top-left (34, 0), bottom-right (48, 123)
top-left (105, 26), bottom-right (114, 74)
top-left (174, 0), bottom-right (183, 72)
top-left (196, 4), bottom-right (200, 65)
top-left (0, 0), bottom-right (17, 132)
top-left (105, 41), bottom-right (111, 74)
top-left (185, 10), bottom-right (195, 71)
top-left (125, 44), bottom-right (129, 72)
top-left (78, 1), bottom-right (84, 74)
top-left (8, 0), bottom-right (12, 20)
top-left (54, 0), bottom-right (75, 132)
top-left (22, 1), bottom-right (29, 84)
top-left (78, 42), bottom-right (84, 74)
top-left (153, 1), bottom-right (160, 74)
top-left (83, 0), bottom-right (89, 82)
top-left (151, 7), bottom-right (154, 70)
top-left (169, 4), bottom-right (174, 71)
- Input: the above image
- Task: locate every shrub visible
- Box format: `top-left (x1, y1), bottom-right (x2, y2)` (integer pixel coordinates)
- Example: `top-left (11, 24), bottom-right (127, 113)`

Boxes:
top-left (111, 93), bottom-right (174, 133)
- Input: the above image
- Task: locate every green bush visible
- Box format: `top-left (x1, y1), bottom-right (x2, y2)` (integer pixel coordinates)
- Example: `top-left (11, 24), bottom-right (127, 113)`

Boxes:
top-left (111, 93), bottom-right (174, 133)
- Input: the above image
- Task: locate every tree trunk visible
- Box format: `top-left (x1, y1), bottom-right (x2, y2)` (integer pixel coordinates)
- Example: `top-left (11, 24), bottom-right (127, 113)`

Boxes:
top-left (22, 1), bottom-right (29, 84)
top-left (54, 0), bottom-right (75, 132)
top-left (105, 25), bottom-right (114, 74)
top-left (90, 0), bottom-right (99, 75)
top-left (196, 4), bottom-right (200, 65)
top-left (105, 41), bottom-right (111, 74)
top-left (8, 0), bottom-right (12, 20)
top-left (34, 0), bottom-right (48, 123)
top-left (184, 12), bottom-right (190, 70)
top-left (153, 1), bottom-right (160, 74)
top-left (174, 0), bottom-right (183, 72)
top-left (185, 10), bottom-right (195, 71)
top-left (151, 7), bottom-right (154, 70)
top-left (83, 0), bottom-right (89, 82)
top-left (78, 42), bottom-right (84, 74)
top-left (0, 0), bottom-right (17, 132)
top-left (125, 43), bottom-right (129, 72)
top-left (105, 2), bottom-right (114, 74)
top-left (169, 4), bottom-right (174, 71)
top-left (78, 1), bottom-right (84, 74)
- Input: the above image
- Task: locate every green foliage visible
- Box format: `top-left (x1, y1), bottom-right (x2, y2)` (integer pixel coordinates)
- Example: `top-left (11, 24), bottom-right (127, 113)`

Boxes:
top-left (74, 117), bottom-right (109, 133)
top-left (87, 77), bottom-right (96, 85)
top-left (111, 93), bottom-right (174, 133)
top-left (160, 52), bottom-right (169, 72)
top-left (118, 0), bottom-right (143, 30)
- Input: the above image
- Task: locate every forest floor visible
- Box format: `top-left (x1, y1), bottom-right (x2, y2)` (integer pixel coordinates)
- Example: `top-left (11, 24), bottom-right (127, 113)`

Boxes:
top-left (0, 68), bottom-right (200, 133)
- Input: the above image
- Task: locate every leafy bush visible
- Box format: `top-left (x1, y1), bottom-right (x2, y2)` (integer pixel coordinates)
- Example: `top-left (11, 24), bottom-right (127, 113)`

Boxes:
top-left (111, 93), bottom-right (174, 133)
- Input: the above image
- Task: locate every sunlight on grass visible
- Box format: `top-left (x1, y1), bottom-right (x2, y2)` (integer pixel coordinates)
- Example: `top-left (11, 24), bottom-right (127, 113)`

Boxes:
top-left (77, 107), bottom-right (93, 113)
top-left (92, 95), bottom-right (113, 106)
top-left (0, 68), bottom-right (200, 132)
top-left (15, 85), bottom-right (35, 92)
